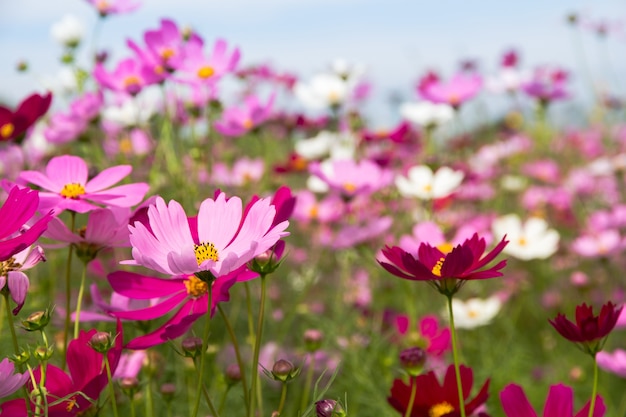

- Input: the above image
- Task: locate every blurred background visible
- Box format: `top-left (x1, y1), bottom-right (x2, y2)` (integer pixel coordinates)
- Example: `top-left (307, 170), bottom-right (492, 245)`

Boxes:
top-left (1, 0), bottom-right (625, 124)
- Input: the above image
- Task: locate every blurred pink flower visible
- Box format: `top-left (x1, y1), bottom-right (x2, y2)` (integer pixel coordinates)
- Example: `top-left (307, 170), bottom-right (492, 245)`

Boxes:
top-left (0, 358), bottom-right (28, 399)
top-left (394, 314), bottom-right (451, 357)
top-left (309, 159), bottom-right (393, 199)
top-left (522, 66), bottom-right (570, 103)
top-left (85, 0), bottom-right (140, 17)
top-left (215, 94), bottom-right (275, 137)
top-left (500, 383), bottom-right (605, 417)
top-left (419, 72), bottom-right (482, 108)
top-left (293, 190), bottom-right (343, 224)
top-left (16, 155), bottom-right (149, 214)
top-left (571, 229), bottom-right (623, 258)
top-left (94, 57), bottom-right (160, 95)
top-left (597, 349), bottom-right (626, 378)
top-left (177, 38), bottom-right (240, 86)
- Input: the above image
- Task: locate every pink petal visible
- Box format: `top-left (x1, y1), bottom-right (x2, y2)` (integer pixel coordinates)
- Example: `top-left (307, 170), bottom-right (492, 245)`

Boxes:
top-left (112, 293), bottom-right (187, 320)
top-left (543, 384), bottom-right (573, 417)
top-left (7, 271), bottom-right (29, 314)
top-left (88, 183), bottom-right (150, 207)
top-left (197, 193), bottom-right (242, 250)
top-left (108, 271), bottom-right (185, 299)
top-left (84, 165), bottom-right (132, 192)
top-left (45, 155), bottom-right (88, 187)
top-left (500, 384), bottom-right (537, 417)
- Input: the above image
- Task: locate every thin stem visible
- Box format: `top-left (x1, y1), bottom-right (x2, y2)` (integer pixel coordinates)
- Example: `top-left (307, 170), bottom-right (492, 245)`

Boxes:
top-left (191, 283), bottom-right (214, 417)
top-left (3, 293), bottom-right (19, 355)
top-left (130, 395), bottom-right (136, 417)
top-left (244, 282), bottom-right (255, 342)
top-left (248, 275), bottom-right (267, 417)
top-left (300, 354), bottom-right (316, 412)
top-left (104, 356), bottom-right (120, 417)
top-left (218, 386), bottom-right (231, 414)
top-left (404, 377), bottom-right (417, 417)
top-left (218, 304), bottom-right (249, 412)
top-left (73, 262), bottom-right (88, 339)
top-left (145, 354), bottom-right (154, 417)
top-left (447, 295), bottom-right (467, 417)
top-left (62, 212), bottom-right (76, 371)
top-left (277, 383), bottom-right (288, 416)
top-left (588, 356), bottom-right (599, 417)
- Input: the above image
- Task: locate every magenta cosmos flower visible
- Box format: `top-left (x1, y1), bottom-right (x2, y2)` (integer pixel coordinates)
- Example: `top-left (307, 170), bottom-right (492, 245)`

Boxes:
top-left (394, 314), bottom-right (451, 357)
top-left (214, 94), bottom-right (275, 137)
top-left (94, 57), bottom-right (160, 95)
top-left (125, 192), bottom-right (289, 279)
top-left (379, 233), bottom-right (508, 296)
top-left (419, 73), bottom-right (482, 108)
top-left (0, 186), bottom-right (53, 261)
top-left (0, 92), bottom-right (52, 142)
top-left (0, 324), bottom-right (122, 417)
top-left (108, 266), bottom-right (256, 349)
top-left (500, 383), bottom-right (605, 417)
top-left (549, 301), bottom-right (622, 355)
top-left (16, 155), bottom-right (149, 214)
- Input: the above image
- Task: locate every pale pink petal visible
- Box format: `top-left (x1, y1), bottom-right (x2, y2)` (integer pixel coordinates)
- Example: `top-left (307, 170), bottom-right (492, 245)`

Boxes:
top-left (88, 183), bottom-right (150, 207)
top-left (198, 193), bottom-right (242, 250)
top-left (46, 155), bottom-right (88, 187)
top-left (129, 221), bottom-right (176, 275)
top-left (84, 165), bottom-right (132, 192)
top-left (44, 217), bottom-right (81, 243)
top-left (167, 249), bottom-right (202, 275)
top-left (148, 198), bottom-right (194, 254)
top-left (7, 271), bottom-right (29, 314)
top-left (18, 171), bottom-right (62, 192)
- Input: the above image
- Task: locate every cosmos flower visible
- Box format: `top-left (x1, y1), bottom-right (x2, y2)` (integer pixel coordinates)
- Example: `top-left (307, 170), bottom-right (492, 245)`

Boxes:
top-left (0, 245), bottom-right (45, 314)
top-left (379, 233), bottom-right (508, 296)
top-left (214, 94), bottom-right (275, 137)
top-left (0, 358), bottom-right (29, 399)
top-left (500, 383), bottom-right (605, 417)
top-left (388, 364), bottom-right (489, 417)
top-left (393, 314), bottom-right (451, 356)
top-left (596, 349), bottom-right (626, 378)
top-left (177, 38), bottom-right (240, 86)
top-left (50, 15), bottom-right (85, 48)
top-left (294, 73), bottom-right (350, 110)
top-left (449, 296), bottom-right (502, 329)
top-left (108, 266), bottom-right (256, 349)
top-left (549, 301), bottom-right (622, 355)
top-left (400, 101), bottom-right (454, 128)
top-left (0, 186), bottom-right (53, 262)
top-left (94, 57), bottom-right (160, 95)
top-left (125, 192), bottom-right (289, 278)
top-left (15, 155), bottom-right (149, 214)
top-left (0, 92), bottom-right (52, 142)
top-left (492, 214), bottom-right (559, 260)
top-left (85, 0), bottom-right (141, 17)
top-left (521, 66), bottom-right (570, 104)
top-left (308, 159), bottom-right (393, 199)
top-left (395, 165), bottom-right (464, 200)
top-left (419, 73), bottom-right (482, 108)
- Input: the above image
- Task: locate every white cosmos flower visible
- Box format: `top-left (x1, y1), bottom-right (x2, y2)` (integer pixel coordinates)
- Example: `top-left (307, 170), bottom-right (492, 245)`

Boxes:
top-left (295, 131), bottom-right (356, 161)
top-left (449, 296), bottom-right (502, 329)
top-left (51, 15), bottom-right (85, 48)
top-left (492, 214), bottom-right (559, 260)
top-left (395, 165), bottom-right (464, 200)
top-left (400, 101), bottom-right (454, 127)
top-left (295, 73), bottom-right (349, 110)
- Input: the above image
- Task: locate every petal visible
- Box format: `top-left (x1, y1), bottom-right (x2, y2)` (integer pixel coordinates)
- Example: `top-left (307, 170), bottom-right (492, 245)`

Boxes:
top-left (112, 293), bottom-right (187, 320)
top-left (45, 155), bottom-right (88, 187)
top-left (500, 384), bottom-right (537, 417)
top-left (543, 384), bottom-right (573, 417)
top-left (108, 271), bottom-right (186, 299)
top-left (84, 165), bottom-right (131, 192)
top-left (125, 302), bottom-right (195, 349)
top-left (197, 193), bottom-right (242, 250)
top-left (7, 271), bottom-right (29, 314)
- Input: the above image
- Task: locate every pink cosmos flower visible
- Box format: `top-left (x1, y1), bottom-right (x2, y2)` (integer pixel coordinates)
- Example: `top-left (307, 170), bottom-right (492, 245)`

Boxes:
top-left (293, 190), bottom-right (343, 224)
top-left (214, 94), bottom-right (275, 137)
top-left (142, 18), bottom-right (189, 72)
top-left (597, 349), bottom-right (626, 378)
top-left (394, 314), bottom-right (451, 356)
top-left (126, 192), bottom-right (289, 278)
top-left (0, 186), bottom-right (53, 261)
top-left (571, 229), bottom-right (623, 258)
top-left (94, 57), bottom-right (160, 95)
top-left (522, 66), bottom-right (570, 104)
top-left (177, 38), bottom-right (240, 86)
top-left (419, 73), bottom-right (482, 108)
top-left (0, 323), bottom-right (123, 417)
top-left (309, 159), bottom-right (393, 199)
top-left (108, 266), bottom-right (256, 349)
top-left (211, 158), bottom-right (265, 186)
top-left (114, 350), bottom-right (146, 379)
top-left (85, 0), bottom-right (140, 17)
top-left (0, 245), bottom-right (45, 314)
top-left (500, 383), bottom-right (605, 417)
top-left (0, 358), bottom-right (29, 399)
top-left (15, 155), bottom-right (149, 214)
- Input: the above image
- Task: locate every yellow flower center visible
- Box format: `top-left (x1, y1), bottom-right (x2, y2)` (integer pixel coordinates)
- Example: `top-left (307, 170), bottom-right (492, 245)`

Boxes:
top-left (517, 237), bottom-right (527, 246)
top-left (431, 256), bottom-right (446, 277)
top-left (197, 66), bottom-right (215, 79)
top-left (160, 48), bottom-right (175, 60)
top-left (184, 275), bottom-right (209, 298)
top-left (154, 65), bottom-right (165, 75)
top-left (66, 396), bottom-right (78, 412)
top-left (448, 93), bottom-right (460, 106)
top-left (119, 135), bottom-right (133, 154)
top-left (123, 75), bottom-right (141, 89)
top-left (309, 205), bottom-right (319, 219)
top-left (243, 118), bottom-right (254, 130)
top-left (437, 242), bottom-right (454, 254)
top-left (343, 183), bottom-right (357, 193)
top-left (429, 401), bottom-right (455, 417)
top-left (96, 0), bottom-right (109, 12)
top-left (194, 242), bottom-right (219, 266)
top-left (0, 257), bottom-right (21, 277)
top-left (423, 184), bottom-right (433, 193)
top-left (60, 183), bottom-right (86, 199)
top-left (0, 123), bottom-right (15, 139)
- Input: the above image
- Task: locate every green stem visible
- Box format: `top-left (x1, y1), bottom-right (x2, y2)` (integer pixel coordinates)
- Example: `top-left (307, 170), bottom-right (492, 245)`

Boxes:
top-left (145, 355), bottom-right (154, 417)
top-left (244, 282), bottom-right (255, 342)
top-left (191, 283), bottom-right (214, 417)
top-left (404, 377), bottom-right (417, 417)
top-left (3, 293), bottom-right (19, 355)
top-left (104, 356), bottom-right (120, 417)
top-left (248, 275), bottom-right (267, 417)
top-left (218, 304), bottom-right (249, 412)
top-left (130, 396), bottom-right (136, 417)
top-left (277, 383), bottom-right (288, 416)
top-left (73, 262), bottom-right (88, 339)
top-left (62, 212), bottom-right (76, 371)
top-left (218, 386), bottom-right (231, 414)
top-left (588, 357), bottom-right (598, 417)
top-left (447, 295), bottom-right (467, 417)
top-left (300, 354), bottom-right (316, 411)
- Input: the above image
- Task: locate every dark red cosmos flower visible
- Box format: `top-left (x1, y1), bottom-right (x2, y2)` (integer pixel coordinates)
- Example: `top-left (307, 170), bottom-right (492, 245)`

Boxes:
top-left (0, 92), bottom-right (52, 142)
top-left (388, 364), bottom-right (489, 417)
top-left (379, 234), bottom-right (508, 296)
top-left (549, 301), bottom-right (623, 355)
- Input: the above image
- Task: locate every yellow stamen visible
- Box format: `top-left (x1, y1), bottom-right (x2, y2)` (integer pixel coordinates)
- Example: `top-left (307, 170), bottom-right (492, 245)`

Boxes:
top-left (66, 397), bottom-right (78, 412)
top-left (448, 94), bottom-right (460, 106)
top-left (197, 66), bottom-right (215, 79)
top-left (468, 309), bottom-right (478, 318)
top-left (96, 0), bottom-right (109, 12)
top-left (160, 48), bottom-right (175, 60)
top-left (436, 242), bottom-right (454, 254)
top-left (431, 256), bottom-right (445, 277)
top-left (0, 257), bottom-right (21, 277)
top-left (123, 75), bottom-right (141, 89)
top-left (242, 118), bottom-right (254, 130)
top-left (517, 237), bottom-right (527, 246)
top-left (309, 205), bottom-right (319, 219)
top-left (154, 65), bottom-right (165, 75)
top-left (429, 401), bottom-right (455, 417)
top-left (119, 135), bottom-right (133, 154)
top-left (60, 183), bottom-right (86, 199)
top-left (423, 184), bottom-right (433, 193)
top-left (184, 275), bottom-right (209, 298)
top-left (194, 242), bottom-right (219, 266)
top-left (0, 123), bottom-right (15, 139)
top-left (343, 183), bottom-right (357, 193)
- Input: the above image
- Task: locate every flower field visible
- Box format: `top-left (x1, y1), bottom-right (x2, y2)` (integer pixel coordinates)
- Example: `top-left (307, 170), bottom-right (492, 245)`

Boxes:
top-left (1, 3), bottom-right (626, 417)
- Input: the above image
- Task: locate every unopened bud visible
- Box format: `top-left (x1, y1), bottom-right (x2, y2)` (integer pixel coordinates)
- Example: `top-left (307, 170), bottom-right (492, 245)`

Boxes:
top-left (316, 399), bottom-right (346, 417)
top-left (33, 345), bottom-right (54, 361)
top-left (225, 364), bottom-right (242, 385)
top-left (399, 347), bottom-right (426, 376)
top-left (304, 329), bottom-right (323, 352)
top-left (181, 337), bottom-right (203, 358)
top-left (89, 331), bottom-right (114, 353)
top-left (270, 359), bottom-right (300, 383)
top-left (22, 310), bottom-right (51, 332)
top-left (160, 383), bottom-right (176, 402)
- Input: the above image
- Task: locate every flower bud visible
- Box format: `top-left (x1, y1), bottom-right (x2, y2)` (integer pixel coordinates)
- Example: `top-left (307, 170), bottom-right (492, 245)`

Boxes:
top-left (22, 310), bottom-right (51, 332)
top-left (316, 399), bottom-right (346, 417)
top-left (399, 347), bottom-right (426, 377)
top-left (89, 331), bottom-right (114, 353)
top-left (120, 377), bottom-right (139, 396)
top-left (304, 329), bottom-right (323, 352)
top-left (181, 336), bottom-right (203, 358)
top-left (33, 345), bottom-right (54, 361)
top-left (225, 364), bottom-right (242, 385)
top-left (160, 383), bottom-right (176, 402)
top-left (11, 350), bottom-right (30, 365)
top-left (16, 60), bottom-right (28, 72)
top-left (270, 359), bottom-right (300, 383)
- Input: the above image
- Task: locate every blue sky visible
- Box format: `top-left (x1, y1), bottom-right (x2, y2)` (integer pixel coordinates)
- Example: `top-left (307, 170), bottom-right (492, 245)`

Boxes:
top-left (1, 0), bottom-right (624, 124)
